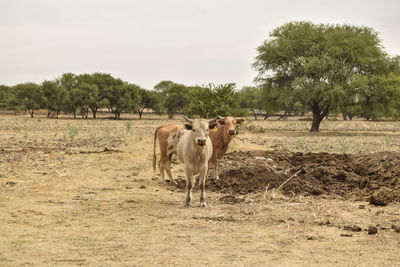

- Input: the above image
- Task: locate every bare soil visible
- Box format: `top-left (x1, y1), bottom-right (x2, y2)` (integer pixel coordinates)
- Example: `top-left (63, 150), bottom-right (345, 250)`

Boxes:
top-left (0, 115), bottom-right (399, 266)
top-left (210, 150), bottom-right (400, 206)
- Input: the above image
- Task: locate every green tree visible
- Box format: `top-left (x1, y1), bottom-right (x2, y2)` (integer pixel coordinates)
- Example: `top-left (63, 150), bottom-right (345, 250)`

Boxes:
top-left (106, 83), bottom-right (141, 119)
top-left (0, 85), bottom-right (10, 110)
top-left (77, 73), bottom-right (111, 118)
top-left (185, 83), bottom-right (245, 118)
top-left (164, 83), bottom-right (189, 118)
top-left (137, 89), bottom-right (162, 119)
top-left (58, 73), bottom-right (81, 118)
top-left (153, 80), bottom-right (174, 113)
top-left (14, 83), bottom-right (43, 117)
top-left (90, 73), bottom-right (119, 118)
top-left (237, 86), bottom-right (264, 119)
top-left (79, 82), bottom-right (99, 119)
top-left (42, 80), bottom-right (66, 118)
top-left (254, 21), bottom-right (391, 131)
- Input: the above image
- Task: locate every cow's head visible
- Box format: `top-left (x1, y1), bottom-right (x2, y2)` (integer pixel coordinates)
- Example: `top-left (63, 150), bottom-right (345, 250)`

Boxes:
top-left (216, 116), bottom-right (245, 136)
top-left (183, 116), bottom-right (218, 146)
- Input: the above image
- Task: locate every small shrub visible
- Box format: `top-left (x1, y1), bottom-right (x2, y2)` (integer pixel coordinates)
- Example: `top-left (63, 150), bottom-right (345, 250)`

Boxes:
top-left (67, 123), bottom-right (79, 141)
top-left (125, 121), bottom-right (132, 134)
top-left (295, 137), bottom-right (305, 150)
top-left (382, 136), bottom-right (393, 145)
top-left (340, 138), bottom-right (350, 154)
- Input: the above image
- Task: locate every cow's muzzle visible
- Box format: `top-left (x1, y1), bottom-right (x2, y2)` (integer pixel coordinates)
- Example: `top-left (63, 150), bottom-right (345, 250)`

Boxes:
top-left (197, 139), bottom-right (206, 146)
top-left (228, 130), bottom-right (236, 135)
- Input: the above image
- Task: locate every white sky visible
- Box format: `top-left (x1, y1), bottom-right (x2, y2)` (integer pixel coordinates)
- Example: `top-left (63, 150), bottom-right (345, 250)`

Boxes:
top-left (1, 0), bottom-right (399, 89)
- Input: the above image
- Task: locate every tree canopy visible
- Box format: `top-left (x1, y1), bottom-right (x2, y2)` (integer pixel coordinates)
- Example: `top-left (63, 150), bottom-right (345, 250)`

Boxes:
top-left (253, 21), bottom-right (400, 131)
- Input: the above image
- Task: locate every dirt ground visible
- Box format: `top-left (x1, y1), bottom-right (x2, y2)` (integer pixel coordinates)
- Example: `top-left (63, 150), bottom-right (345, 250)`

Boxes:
top-left (0, 115), bottom-right (399, 266)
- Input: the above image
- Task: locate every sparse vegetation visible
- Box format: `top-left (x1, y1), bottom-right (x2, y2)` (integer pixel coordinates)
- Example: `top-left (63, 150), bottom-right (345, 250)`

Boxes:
top-left (0, 114), bottom-right (399, 266)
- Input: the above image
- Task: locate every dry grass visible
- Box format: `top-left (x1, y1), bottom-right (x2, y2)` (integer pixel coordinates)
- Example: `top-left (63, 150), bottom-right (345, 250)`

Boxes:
top-left (0, 114), bottom-right (399, 266)
top-left (239, 118), bottom-right (400, 154)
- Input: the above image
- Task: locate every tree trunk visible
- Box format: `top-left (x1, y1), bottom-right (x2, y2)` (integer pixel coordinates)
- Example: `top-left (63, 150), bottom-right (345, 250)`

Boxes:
top-left (310, 102), bottom-right (329, 132)
top-left (73, 110), bottom-right (76, 118)
top-left (253, 109), bottom-right (257, 120)
top-left (115, 111), bottom-right (121, 119)
top-left (342, 113), bottom-right (347, 120)
top-left (310, 113), bottom-right (323, 132)
top-left (90, 107), bottom-right (97, 119)
top-left (30, 110), bottom-right (34, 118)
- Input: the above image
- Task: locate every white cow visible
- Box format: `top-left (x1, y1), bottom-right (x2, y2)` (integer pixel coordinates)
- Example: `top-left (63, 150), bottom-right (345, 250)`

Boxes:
top-left (177, 116), bottom-right (217, 207)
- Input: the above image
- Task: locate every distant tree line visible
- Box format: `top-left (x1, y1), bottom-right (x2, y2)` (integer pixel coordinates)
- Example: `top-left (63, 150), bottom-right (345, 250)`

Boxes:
top-left (0, 73), bottom-right (153, 119)
top-left (1, 21), bottom-right (400, 132)
top-left (0, 73), bottom-right (250, 119)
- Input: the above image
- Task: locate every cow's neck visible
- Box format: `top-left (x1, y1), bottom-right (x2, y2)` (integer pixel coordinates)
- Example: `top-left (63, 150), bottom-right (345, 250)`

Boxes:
top-left (193, 143), bottom-right (206, 174)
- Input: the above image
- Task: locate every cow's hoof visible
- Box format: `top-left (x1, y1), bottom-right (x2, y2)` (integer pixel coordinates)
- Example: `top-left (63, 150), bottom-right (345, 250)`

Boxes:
top-left (185, 202), bottom-right (192, 207)
top-left (200, 202), bottom-right (207, 208)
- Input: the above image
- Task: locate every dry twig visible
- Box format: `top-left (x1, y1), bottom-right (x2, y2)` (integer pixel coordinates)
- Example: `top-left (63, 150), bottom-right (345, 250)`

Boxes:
top-left (276, 170), bottom-right (302, 192)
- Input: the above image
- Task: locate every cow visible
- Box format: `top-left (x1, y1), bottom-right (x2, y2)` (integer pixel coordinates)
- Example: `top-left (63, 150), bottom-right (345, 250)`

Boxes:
top-left (177, 116), bottom-right (217, 207)
top-left (208, 116), bottom-right (245, 180)
top-left (153, 124), bottom-right (184, 185)
top-left (152, 116), bottom-right (244, 183)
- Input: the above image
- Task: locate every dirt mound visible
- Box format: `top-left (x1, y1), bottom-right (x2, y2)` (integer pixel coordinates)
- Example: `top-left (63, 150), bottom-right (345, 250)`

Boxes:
top-left (204, 150), bottom-right (400, 205)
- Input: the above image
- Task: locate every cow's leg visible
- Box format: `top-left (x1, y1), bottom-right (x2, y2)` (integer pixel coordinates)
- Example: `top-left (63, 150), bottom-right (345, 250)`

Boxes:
top-left (158, 157), bottom-right (166, 182)
top-left (165, 154), bottom-right (177, 185)
top-left (209, 155), bottom-right (219, 180)
top-left (199, 166), bottom-right (208, 208)
top-left (185, 167), bottom-right (194, 207)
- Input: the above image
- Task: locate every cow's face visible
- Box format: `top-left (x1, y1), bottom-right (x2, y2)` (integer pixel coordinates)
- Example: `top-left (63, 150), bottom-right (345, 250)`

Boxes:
top-left (185, 119), bottom-right (217, 146)
top-left (217, 116), bottom-right (245, 136)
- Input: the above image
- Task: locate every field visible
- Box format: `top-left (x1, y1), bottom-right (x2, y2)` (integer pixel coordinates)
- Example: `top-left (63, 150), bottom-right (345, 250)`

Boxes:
top-left (1, 114), bottom-right (400, 266)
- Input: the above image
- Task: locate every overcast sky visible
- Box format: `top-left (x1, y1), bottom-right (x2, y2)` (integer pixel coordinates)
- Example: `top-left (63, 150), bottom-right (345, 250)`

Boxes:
top-left (1, 0), bottom-right (399, 89)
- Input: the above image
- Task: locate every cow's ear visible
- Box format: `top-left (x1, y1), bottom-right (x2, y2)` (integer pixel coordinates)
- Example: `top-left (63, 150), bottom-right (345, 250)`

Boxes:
top-left (184, 124), bottom-right (192, 130)
top-left (217, 119), bottom-right (225, 125)
top-left (209, 122), bottom-right (218, 130)
top-left (236, 118), bottom-right (245, 124)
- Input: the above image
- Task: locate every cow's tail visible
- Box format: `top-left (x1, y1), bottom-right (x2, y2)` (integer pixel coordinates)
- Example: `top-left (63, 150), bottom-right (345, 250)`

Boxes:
top-left (153, 125), bottom-right (162, 172)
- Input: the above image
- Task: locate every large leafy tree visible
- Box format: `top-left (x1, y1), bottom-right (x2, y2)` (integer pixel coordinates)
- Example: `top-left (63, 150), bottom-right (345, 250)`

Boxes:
top-left (78, 82), bottom-right (99, 119)
top-left (164, 82), bottom-right (189, 118)
top-left (137, 89), bottom-right (162, 119)
top-left (355, 55), bottom-right (400, 120)
top-left (106, 83), bottom-right (141, 119)
top-left (14, 83), bottom-right (43, 117)
top-left (77, 73), bottom-right (112, 118)
top-left (58, 73), bottom-right (81, 118)
top-left (42, 80), bottom-right (66, 118)
top-left (254, 21), bottom-right (391, 131)
top-left (153, 80), bottom-right (174, 113)
top-left (237, 86), bottom-right (264, 120)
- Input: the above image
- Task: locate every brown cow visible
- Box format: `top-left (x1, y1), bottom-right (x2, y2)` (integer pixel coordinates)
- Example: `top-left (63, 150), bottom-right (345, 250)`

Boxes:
top-left (208, 116), bottom-right (245, 180)
top-left (153, 124), bottom-right (184, 184)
